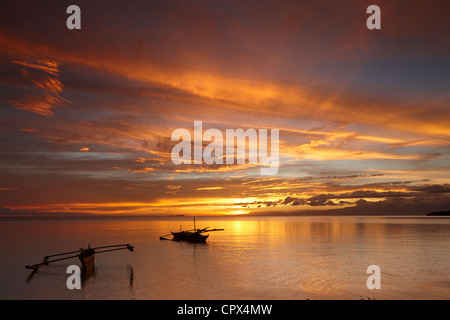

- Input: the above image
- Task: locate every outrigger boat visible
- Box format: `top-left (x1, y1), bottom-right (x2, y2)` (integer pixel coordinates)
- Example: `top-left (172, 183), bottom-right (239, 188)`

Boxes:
top-left (160, 217), bottom-right (224, 243)
top-left (25, 244), bottom-right (134, 272)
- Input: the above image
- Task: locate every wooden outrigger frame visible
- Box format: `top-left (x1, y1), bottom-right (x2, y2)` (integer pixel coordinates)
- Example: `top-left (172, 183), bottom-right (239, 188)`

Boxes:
top-left (25, 244), bottom-right (134, 271)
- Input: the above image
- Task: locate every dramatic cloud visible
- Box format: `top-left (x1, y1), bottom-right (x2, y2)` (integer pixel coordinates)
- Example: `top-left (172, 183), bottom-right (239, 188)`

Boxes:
top-left (8, 58), bottom-right (67, 116)
top-left (0, 0), bottom-right (449, 215)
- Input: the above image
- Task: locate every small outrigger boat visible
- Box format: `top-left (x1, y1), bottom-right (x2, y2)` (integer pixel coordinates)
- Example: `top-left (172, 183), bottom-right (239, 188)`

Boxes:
top-left (25, 244), bottom-right (134, 272)
top-left (160, 217), bottom-right (224, 243)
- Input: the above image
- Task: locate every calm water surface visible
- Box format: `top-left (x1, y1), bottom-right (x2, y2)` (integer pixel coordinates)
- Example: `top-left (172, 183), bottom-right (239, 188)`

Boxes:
top-left (0, 216), bottom-right (449, 300)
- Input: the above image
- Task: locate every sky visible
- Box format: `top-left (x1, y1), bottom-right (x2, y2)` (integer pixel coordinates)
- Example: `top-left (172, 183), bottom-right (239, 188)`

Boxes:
top-left (0, 0), bottom-right (449, 216)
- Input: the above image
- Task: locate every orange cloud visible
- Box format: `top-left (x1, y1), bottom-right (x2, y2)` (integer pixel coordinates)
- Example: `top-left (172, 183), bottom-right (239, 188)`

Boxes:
top-left (8, 58), bottom-right (67, 116)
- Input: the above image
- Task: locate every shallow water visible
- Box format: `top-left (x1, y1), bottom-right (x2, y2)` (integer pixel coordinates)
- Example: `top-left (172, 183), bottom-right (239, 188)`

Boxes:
top-left (0, 216), bottom-right (449, 300)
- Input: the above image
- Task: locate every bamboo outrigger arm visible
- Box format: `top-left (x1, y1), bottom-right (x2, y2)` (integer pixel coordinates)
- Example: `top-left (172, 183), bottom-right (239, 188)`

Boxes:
top-left (25, 244), bottom-right (134, 270)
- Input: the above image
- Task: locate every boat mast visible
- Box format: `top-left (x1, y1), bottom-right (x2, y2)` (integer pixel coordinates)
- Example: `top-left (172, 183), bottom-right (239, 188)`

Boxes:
top-left (194, 217), bottom-right (196, 231)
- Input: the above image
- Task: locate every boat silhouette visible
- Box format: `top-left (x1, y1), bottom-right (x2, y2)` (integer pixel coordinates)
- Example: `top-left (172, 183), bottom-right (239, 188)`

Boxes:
top-left (160, 217), bottom-right (223, 243)
top-left (25, 244), bottom-right (134, 272)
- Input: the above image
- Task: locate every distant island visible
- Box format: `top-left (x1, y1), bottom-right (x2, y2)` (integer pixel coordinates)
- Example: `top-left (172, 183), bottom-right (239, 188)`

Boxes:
top-left (426, 211), bottom-right (450, 216)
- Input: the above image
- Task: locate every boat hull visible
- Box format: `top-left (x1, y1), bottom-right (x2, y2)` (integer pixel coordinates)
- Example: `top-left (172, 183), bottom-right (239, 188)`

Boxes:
top-left (78, 248), bottom-right (95, 271)
top-left (171, 231), bottom-right (209, 243)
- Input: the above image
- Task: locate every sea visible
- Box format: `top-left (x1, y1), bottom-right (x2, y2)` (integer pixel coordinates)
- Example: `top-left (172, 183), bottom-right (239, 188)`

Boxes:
top-left (0, 215), bottom-right (449, 300)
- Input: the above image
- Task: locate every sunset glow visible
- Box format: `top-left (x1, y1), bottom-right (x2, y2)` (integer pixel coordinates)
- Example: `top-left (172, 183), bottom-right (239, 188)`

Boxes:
top-left (0, 0), bottom-right (449, 217)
